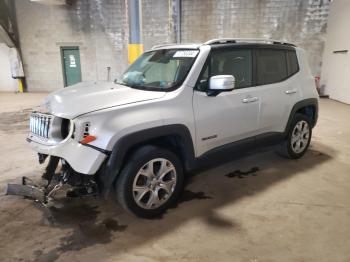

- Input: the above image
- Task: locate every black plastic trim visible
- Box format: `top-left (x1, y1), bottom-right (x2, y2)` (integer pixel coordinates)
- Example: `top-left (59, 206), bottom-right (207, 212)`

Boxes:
top-left (100, 124), bottom-right (196, 194)
top-left (210, 43), bottom-right (296, 51)
top-left (255, 132), bottom-right (284, 148)
top-left (190, 132), bottom-right (284, 172)
top-left (284, 98), bottom-right (319, 134)
top-left (80, 143), bottom-right (111, 155)
top-left (195, 137), bottom-right (255, 169)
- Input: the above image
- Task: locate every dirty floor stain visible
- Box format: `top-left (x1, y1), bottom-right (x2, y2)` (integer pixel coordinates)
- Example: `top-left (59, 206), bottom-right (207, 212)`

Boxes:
top-left (179, 190), bottom-right (212, 203)
top-left (225, 167), bottom-right (260, 179)
top-left (33, 201), bottom-right (127, 262)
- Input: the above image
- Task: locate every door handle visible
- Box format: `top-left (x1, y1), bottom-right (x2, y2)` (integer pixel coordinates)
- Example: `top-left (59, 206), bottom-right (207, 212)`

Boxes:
top-left (242, 96), bottom-right (259, 103)
top-left (285, 89), bottom-right (297, 94)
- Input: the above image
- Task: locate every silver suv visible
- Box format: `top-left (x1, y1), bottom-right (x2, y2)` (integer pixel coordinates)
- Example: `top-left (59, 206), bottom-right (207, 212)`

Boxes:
top-left (26, 38), bottom-right (318, 217)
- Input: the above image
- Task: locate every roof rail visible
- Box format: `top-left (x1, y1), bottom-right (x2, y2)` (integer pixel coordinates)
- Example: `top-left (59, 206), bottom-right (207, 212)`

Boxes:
top-left (151, 43), bottom-right (177, 50)
top-left (204, 38), bottom-right (296, 47)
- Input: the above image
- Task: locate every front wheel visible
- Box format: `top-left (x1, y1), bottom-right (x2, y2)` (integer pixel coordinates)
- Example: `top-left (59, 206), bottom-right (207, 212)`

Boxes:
top-left (115, 145), bottom-right (184, 218)
top-left (276, 113), bottom-right (312, 159)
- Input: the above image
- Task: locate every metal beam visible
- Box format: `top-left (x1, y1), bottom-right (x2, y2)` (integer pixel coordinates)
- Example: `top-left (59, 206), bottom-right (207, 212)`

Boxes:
top-left (127, 0), bottom-right (143, 64)
top-left (173, 0), bottom-right (181, 43)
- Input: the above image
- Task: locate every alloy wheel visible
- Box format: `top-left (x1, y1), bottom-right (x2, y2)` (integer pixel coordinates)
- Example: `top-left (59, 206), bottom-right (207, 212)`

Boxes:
top-left (291, 120), bottom-right (310, 154)
top-left (132, 158), bottom-right (177, 209)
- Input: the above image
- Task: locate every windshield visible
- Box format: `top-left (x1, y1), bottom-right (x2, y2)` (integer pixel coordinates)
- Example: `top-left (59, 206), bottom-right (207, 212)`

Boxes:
top-left (117, 49), bottom-right (199, 91)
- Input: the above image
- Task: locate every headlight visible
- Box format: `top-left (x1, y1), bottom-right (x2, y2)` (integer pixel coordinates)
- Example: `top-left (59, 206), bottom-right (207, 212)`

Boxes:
top-left (61, 118), bottom-right (72, 139)
top-left (28, 113), bottom-right (73, 145)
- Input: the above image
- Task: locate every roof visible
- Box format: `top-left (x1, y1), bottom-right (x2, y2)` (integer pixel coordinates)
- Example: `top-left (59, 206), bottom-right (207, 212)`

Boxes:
top-left (151, 38), bottom-right (296, 50)
top-left (151, 43), bottom-right (202, 50)
top-left (204, 38), bottom-right (295, 46)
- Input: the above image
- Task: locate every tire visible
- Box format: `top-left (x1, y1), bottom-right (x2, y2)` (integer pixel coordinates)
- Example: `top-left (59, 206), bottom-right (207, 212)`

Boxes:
top-left (115, 145), bottom-right (184, 218)
top-left (276, 113), bottom-right (312, 159)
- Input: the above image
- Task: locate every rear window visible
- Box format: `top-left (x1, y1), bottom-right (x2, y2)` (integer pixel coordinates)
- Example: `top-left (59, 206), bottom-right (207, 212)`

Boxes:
top-left (286, 50), bottom-right (299, 76)
top-left (256, 49), bottom-right (288, 85)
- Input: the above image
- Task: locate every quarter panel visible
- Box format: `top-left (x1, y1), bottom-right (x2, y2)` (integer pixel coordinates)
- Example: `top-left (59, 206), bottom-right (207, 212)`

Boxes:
top-left (256, 74), bottom-right (302, 134)
top-left (296, 48), bottom-right (319, 100)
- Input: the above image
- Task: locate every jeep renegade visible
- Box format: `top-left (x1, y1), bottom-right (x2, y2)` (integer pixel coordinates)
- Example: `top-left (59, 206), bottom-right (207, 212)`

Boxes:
top-left (26, 38), bottom-right (318, 217)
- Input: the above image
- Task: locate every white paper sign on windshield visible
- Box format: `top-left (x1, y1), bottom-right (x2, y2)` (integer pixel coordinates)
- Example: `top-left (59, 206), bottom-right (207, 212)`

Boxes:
top-left (173, 50), bottom-right (199, 58)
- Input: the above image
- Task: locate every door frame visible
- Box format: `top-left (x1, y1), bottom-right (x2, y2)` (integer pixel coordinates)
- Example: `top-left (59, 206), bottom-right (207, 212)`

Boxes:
top-left (60, 46), bottom-right (81, 87)
top-left (192, 47), bottom-right (260, 156)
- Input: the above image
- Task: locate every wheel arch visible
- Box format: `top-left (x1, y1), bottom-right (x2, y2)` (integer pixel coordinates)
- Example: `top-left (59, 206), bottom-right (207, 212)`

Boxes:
top-left (284, 98), bottom-right (318, 136)
top-left (99, 124), bottom-right (196, 196)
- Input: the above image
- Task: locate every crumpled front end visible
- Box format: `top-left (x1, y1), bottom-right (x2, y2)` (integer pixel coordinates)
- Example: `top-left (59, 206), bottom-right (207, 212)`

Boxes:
top-left (27, 111), bottom-right (107, 175)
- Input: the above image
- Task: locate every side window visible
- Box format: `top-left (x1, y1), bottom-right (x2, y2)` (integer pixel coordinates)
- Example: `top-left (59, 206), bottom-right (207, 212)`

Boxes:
top-left (212, 49), bottom-right (252, 88)
top-left (196, 49), bottom-right (253, 91)
top-left (256, 49), bottom-right (287, 85)
top-left (286, 50), bottom-right (299, 76)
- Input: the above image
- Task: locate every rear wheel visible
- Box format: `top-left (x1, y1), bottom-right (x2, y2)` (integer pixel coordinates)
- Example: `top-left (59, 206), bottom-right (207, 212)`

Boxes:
top-left (115, 145), bottom-right (184, 218)
top-left (276, 113), bottom-right (312, 159)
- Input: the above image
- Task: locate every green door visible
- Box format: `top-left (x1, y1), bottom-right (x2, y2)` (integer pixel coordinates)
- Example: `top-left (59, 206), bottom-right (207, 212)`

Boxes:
top-left (61, 47), bottom-right (82, 87)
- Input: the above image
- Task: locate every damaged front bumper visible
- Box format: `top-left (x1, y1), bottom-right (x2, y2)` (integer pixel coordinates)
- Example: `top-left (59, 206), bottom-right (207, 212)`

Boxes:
top-left (27, 137), bottom-right (107, 175)
top-left (5, 157), bottom-right (99, 205)
top-left (5, 176), bottom-right (63, 206)
top-left (6, 178), bottom-right (46, 203)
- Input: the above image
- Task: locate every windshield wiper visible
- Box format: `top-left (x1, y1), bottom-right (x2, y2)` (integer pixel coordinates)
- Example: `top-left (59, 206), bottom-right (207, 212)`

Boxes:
top-left (115, 81), bottom-right (131, 88)
top-left (128, 84), bottom-right (165, 91)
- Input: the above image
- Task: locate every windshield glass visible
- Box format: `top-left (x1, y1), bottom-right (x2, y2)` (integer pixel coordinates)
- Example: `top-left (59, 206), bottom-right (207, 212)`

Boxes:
top-left (117, 49), bottom-right (199, 91)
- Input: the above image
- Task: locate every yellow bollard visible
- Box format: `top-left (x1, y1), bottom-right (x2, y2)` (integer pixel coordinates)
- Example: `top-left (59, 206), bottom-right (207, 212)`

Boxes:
top-left (18, 78), bottom-right (24, 93)
top-left (128, 44), bottom-right (144, 64)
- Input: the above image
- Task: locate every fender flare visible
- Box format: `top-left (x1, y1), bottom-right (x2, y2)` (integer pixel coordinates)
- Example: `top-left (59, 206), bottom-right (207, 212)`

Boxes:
top-left (284, 98), bottom-right (318, 135)
top-left (99, 124), bottom-right (196, 195)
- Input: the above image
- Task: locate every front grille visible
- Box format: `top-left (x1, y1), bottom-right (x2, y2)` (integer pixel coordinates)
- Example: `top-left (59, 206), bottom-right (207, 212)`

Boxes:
top-left (29, 113), bottom-right (52, 138)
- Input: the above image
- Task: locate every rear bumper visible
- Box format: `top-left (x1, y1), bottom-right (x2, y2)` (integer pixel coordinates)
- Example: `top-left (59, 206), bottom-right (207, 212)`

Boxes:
top-left (27, 137), bottom-right (107, 175)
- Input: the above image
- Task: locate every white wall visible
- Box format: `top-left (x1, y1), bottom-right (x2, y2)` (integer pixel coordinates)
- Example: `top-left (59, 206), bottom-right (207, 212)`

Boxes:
top-left (321, 0), bottom-right (350, 104)
top-left (0, 43), bottom-right (18, 92)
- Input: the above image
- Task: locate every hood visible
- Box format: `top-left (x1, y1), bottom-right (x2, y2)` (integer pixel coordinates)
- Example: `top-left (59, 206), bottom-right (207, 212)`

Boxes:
top-left (41, 82), bottom-right (166, 119)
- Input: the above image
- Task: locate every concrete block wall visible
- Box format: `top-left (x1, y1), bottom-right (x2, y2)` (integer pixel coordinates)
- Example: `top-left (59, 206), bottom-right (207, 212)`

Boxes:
top-left (15, 0), bottom-right (329, 92)
top-left (142, 0), bottom-right (176, 50)
top-left (181, 0), bottom-right (330, 75)
top-left (15, 0), bottom-right (128, 92)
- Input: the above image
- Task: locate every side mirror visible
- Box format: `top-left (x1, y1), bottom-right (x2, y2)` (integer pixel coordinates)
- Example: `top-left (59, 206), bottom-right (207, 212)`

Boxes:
top-left (207, 75), bottom-right (235, 96)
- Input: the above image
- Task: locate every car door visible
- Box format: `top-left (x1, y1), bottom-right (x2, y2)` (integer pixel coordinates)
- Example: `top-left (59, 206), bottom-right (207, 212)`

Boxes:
top-left (254, 48), bottom-right (300, 135)
top-left (193, 48), bottom-right (260, 156)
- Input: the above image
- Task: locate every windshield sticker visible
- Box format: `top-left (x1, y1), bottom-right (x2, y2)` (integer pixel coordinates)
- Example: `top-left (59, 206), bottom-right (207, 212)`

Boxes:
top-left (173, 50), bottom-right (199, 58)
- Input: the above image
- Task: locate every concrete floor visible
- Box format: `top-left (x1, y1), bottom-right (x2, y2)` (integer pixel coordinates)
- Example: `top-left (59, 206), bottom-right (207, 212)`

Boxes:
top-left (0, 93), bottom-right (349, 262)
